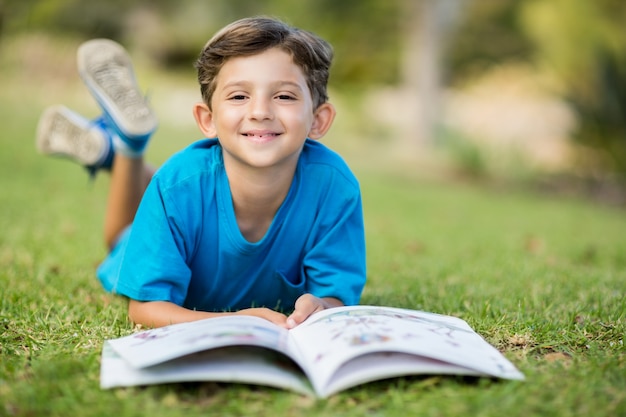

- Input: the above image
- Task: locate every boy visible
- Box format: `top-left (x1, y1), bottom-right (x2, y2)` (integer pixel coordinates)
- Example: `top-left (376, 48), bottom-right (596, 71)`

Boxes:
top-left (36, 17), bottom-right (366, 329)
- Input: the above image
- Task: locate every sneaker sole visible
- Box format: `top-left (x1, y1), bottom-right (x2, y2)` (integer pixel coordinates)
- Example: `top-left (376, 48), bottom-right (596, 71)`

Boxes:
top-left (36, 105), bottom-right (107, 166)
top-left (77, 39), bottom-right (157, 140)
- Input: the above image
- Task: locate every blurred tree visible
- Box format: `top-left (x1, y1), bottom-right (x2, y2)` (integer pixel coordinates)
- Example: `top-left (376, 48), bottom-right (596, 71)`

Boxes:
top-left (323, 0), bottom-right (400, 85)
top-left (3, 0), bottom-right (134, 38)
top-left (445, 0), bottom-right (533, 85)
top-left (401, 0), bottom-right (463, 144)
top-left (521, 0), bottom-right (626, 175)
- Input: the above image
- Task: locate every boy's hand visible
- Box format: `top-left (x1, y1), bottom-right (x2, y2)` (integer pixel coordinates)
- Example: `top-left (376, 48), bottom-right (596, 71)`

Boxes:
top-left (286, 294), bottom-right (343, 329)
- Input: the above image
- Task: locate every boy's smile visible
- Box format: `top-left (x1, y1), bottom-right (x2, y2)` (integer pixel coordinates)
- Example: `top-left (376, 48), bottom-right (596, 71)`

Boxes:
top-left (241, 130), bottom-right (282, 143)
top-left (194, 47), bottom-right (334, 174)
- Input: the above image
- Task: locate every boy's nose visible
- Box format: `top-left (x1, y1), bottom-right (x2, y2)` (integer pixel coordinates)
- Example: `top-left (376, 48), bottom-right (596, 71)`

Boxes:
top-left (248, 97), bottom-right (273, 120)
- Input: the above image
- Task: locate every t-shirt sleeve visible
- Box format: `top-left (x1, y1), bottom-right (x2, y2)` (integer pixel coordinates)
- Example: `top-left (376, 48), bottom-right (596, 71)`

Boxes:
top-left (302, 179), bottom-right (366, 305)
top-left (111, 175), bottom-right (193, 305)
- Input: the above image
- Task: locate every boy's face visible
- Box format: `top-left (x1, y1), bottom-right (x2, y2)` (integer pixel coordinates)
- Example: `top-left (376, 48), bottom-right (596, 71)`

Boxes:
top-left (195, 47), bottom-right (334, 173)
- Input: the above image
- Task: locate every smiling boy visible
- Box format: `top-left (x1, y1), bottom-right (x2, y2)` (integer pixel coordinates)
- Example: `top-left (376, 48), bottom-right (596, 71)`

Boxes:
top-left (36, 17), bottom-right (366, 329)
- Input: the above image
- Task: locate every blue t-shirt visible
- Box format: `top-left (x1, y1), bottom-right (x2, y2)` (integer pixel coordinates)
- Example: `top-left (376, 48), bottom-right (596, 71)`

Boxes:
top-left (97, 139), bottom-right (366, 312)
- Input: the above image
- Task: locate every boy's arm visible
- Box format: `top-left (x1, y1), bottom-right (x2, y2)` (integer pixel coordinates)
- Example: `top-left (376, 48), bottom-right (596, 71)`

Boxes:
top-left (285, 294), bottom-right (343, 329)
top-left (128, 299), bottom-right (289, 328)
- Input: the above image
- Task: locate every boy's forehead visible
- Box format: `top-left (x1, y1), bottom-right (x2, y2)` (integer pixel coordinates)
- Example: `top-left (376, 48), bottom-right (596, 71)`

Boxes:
top-left (224, 47), bottom-right (295, 68)
top-left (216, 48), bottom-right (306, 85)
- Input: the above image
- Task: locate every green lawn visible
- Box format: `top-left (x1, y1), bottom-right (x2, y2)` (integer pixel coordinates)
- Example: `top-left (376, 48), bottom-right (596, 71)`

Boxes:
top-left (1, 40), bottom-right (625, 417)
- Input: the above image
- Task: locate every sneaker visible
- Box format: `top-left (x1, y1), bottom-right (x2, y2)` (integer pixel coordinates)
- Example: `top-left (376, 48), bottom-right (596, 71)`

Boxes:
top-left (77, 39), bottom-right (157, 155)
top-left (36, 105), bottom-right (113, 169)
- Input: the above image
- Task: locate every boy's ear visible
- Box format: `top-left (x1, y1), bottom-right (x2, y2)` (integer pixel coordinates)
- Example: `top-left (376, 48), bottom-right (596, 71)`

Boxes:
top-left (192, 102), bottom-right (217, 138)
top-left (308, 102), bottom-right (336, 140)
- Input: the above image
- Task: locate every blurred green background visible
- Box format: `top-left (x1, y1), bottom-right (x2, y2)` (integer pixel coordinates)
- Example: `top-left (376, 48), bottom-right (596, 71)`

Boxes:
top-left (2, 0), bottom-right (626, 202)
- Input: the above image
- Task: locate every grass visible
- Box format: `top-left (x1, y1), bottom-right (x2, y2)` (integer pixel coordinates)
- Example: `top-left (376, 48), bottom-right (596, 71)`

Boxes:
top-left (1, 35), bottom-right (625, 416)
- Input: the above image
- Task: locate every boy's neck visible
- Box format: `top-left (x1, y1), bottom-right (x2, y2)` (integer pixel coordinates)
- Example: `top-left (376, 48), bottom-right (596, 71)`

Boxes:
top-left (225, 163), bottom-right (296, 243)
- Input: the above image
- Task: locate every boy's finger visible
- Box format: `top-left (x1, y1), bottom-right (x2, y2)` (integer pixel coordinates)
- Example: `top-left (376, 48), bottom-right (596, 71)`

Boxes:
top-left (286, 296), bottom-right (324, 328)
top-left (286, 310), bottom-right (306, 329)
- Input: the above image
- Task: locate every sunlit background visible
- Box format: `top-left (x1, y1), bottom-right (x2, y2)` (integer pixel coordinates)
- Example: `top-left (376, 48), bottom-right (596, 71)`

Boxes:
top-left (2, 0), bottom-right (625, 204)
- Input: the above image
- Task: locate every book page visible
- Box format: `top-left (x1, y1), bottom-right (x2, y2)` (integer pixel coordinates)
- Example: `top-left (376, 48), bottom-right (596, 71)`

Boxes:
top-left (321, 352), bottom-right (483, 398)
top-left (289, 306), bottom-right (524, 394)
top-left (100, 343), bottom-right (314, 395)
top-left (107, 315), bottom-right (290, 368)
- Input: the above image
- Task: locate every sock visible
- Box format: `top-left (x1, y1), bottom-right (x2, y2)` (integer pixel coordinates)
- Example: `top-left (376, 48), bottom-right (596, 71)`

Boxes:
top-left (112, 132), bottom-right (146, 158)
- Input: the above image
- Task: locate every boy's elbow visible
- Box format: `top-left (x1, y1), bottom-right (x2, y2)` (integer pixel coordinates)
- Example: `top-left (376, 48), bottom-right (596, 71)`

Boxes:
top-left (127, 299), bottom-right (145, 326)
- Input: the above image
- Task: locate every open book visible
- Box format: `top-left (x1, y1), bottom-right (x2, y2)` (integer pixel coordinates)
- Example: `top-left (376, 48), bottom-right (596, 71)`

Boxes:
top-left (100, 306), bottom-right (524, 398)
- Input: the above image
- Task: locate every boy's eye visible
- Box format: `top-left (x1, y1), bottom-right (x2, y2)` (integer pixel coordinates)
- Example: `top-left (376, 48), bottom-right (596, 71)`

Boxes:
top-left (230, 95), bottom-right (247, 101)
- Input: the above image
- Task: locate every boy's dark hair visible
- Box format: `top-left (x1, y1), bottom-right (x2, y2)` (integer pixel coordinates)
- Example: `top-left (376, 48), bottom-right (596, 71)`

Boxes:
top-left (195, 16), bottom-right (333, 110)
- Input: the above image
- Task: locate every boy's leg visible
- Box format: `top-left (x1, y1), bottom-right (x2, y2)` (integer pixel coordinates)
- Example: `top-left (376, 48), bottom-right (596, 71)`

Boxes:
top-left (35, 105), bottom-right (155, 248)
top-left (104, 155), bottom-right (155, 249)
top-left (76, 39), bottom-right (158, 249)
